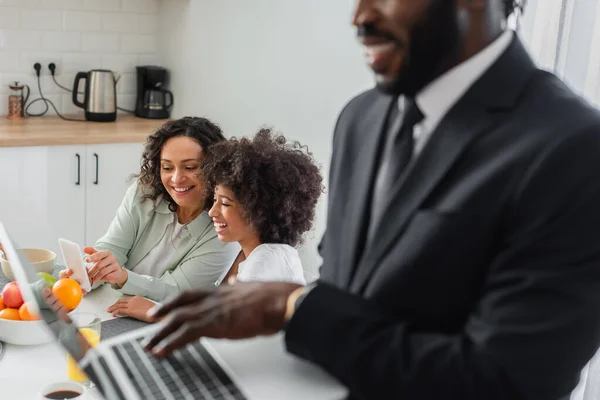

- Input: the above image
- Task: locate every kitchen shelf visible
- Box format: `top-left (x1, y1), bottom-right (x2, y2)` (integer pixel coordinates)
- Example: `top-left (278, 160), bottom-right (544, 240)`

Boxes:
top-left (0, 115), bottom-right (169, 147)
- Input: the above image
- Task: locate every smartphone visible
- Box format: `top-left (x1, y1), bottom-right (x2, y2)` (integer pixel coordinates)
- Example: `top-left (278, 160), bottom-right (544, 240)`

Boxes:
top-left (58, 238), bottom-right (92, 293)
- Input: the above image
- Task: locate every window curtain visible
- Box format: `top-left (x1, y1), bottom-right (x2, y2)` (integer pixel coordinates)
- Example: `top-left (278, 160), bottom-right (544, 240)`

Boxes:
top-left (516, 1), bottom-right (600, 399)
top-left (519, 0), bottom-right (600, 105)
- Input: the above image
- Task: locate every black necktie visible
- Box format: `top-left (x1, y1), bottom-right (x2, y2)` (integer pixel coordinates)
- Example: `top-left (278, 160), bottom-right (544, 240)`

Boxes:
top-left (368, 97), bottom-right (425, 238)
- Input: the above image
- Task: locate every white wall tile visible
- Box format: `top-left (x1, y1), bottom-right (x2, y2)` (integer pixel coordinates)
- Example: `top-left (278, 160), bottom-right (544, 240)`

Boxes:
top-left (102, 13), bottom-right (138, 33)
top-left (116, 93), bottom-right (136, 113)
top-left (0, 30), bottom-right (41, 50)
top-left (121, 0), bottom-right (159, 14)
top-left (1, 0), bottom-right (41, 8)
top-left (61, 53), bottom-right (102, 72)
top-left (51, 71), bottom-right (76, 95)
top-left (0, 7), bottom-right (20, 29)
top-left (37, 76), bottom-right (64, 95)
top-left (0, 0), bottom-right (160, 116)
top-left (82, 32), bottom-right (120, 52)
top-left (44, 94), bottom-right (65, 114)
top-left (40, 0), bottom-right (83, 10)
top-left (42, 31), bottom-right (81, 52)
top-left (61, 93), bottom-right (84, 116)
top-left (63, 11), bottom-right (102, 32)
top-left (121, 34), bottom-right (155, 53)
top-left (7, 73), bottom-right (59, 95)
top-left (101, 54), bottom-right (138, 72)
top-left (138, 54), bottom-right (162, 66)
top-left (0, 73), bottom-right (32, 95)
top-left (0, 52), bottom-right (20, 72)
top-left (19, 52), bottom-right (59, 75)
top-left (116, 72), bottom-right (135, 94)
top-left (60, 69), bottom-right (77, 87)
top-left (19, 9), bottom-right (62, 30)
top-left (23, 93), bottom-right (61, 116)
top-left (81, 0), bottom-right (120, 12)
top-left (138, 14), bottom-right (158, 34)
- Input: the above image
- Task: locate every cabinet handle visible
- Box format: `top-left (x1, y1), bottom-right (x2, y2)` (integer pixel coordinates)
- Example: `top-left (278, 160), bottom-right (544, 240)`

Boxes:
top-left (75, 153), bottom-right (81, 185)
top-left (93, 153), bottom-right (99, 185)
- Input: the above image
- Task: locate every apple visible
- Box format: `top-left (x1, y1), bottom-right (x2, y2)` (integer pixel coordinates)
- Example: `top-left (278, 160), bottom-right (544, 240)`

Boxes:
top-left (2, 282), bottom-right (24, 309)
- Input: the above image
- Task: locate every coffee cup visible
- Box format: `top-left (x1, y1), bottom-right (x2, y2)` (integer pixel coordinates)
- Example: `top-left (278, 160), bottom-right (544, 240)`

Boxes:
top-left (38, 381), bottom-right (86, 399)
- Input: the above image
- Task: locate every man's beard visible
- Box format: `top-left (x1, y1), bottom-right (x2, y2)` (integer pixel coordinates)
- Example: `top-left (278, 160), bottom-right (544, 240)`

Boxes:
top-left (376, 1), bottom-right (461, 97)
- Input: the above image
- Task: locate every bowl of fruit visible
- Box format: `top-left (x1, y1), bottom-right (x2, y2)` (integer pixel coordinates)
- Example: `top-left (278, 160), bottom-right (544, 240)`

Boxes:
top-left (0, 276), bottom-right (83, 346)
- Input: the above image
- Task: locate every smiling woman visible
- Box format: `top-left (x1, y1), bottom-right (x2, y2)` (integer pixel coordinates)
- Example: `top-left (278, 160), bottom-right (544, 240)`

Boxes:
top-left (58, 117), bottom-right (240, 322)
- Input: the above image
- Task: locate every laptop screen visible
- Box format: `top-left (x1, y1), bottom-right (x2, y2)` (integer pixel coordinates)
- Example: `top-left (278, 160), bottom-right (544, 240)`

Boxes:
top-left (0, 223), bottom-right (91, 361)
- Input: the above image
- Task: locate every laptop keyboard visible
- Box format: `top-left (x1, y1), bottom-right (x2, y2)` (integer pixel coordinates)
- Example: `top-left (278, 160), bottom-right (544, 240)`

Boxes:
top-left (111, 337), bottom-right (247, 400)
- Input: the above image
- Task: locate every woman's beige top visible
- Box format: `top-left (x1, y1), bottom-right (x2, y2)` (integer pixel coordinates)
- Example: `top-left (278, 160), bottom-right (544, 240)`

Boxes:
top-left (93, 181), bottom-right (240, 302)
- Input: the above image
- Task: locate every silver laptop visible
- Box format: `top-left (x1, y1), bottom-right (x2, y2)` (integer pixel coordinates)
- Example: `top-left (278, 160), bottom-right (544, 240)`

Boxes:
top-left (0, 223), bottom-right (349, 400)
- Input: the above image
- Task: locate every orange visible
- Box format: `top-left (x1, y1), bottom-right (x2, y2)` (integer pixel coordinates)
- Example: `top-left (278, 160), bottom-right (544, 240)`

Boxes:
top-left (52, 278), bottom-right (82, 312)
top-left (0, 308), bottom-right (21, 320)
top-left (0, 296), bottom-right (4, 311)
top-left (19, 302), bottom-right (41, 321)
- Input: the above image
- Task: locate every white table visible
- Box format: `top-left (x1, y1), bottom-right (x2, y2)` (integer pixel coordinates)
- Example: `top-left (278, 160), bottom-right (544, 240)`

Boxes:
top-left (0, 285), bottom-right (348, 400)
top-left (0, 285), bottom-right (120, 399)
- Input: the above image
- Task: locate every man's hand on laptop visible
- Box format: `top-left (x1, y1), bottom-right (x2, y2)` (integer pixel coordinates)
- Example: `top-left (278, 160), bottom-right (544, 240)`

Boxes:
top-left (143, 282), bottom-right (302, 357)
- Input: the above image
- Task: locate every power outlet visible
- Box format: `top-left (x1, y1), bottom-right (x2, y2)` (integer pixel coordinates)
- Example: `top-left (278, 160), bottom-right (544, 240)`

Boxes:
top-left (29, 59), bottom-right (62, 77)
top-left (32, 62), bottom-right (42, 77)
top-left (48, 62), bottom-right (58, 76)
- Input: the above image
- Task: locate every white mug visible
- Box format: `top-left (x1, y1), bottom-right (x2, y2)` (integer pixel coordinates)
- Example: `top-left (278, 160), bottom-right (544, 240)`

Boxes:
top-left (38, 381), bottom-right (86, 399)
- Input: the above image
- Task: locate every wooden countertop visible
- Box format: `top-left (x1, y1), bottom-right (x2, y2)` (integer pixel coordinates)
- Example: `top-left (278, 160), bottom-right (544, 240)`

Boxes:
top-left (0, 115), bottom-right (169, 147)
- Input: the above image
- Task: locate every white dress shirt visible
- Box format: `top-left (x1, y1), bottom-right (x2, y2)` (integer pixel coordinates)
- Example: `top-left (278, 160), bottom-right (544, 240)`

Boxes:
top-left (367, 30), bottom-right (513, 240)
top-left (410, 29), bottom-right (514, 156)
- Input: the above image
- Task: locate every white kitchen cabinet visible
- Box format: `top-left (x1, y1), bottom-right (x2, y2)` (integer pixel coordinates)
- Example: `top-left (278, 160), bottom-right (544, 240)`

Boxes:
top-left (0, 145), bottom-right (86, 258)
top-left (0, 143), bottom-right (144, 263)
top-left (84, 143), bottom-right (143, 246)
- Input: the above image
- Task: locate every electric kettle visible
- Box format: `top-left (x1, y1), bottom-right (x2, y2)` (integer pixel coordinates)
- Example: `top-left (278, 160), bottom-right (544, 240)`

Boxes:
top-left (72, 69), bottom-right (120, 122)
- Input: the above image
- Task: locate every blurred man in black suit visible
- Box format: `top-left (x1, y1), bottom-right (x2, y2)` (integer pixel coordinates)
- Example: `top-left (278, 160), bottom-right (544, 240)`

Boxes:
top-left (146, 1), bottom-right (600, 399)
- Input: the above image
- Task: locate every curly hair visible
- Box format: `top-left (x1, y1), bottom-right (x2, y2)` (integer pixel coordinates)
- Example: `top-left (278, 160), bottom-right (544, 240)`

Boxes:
top-left (137, 116), bottom-right (226, 212)
top-left (504, 0), bottom-right (526, 19)
top-left (202, 128), bottom-right (325, 247)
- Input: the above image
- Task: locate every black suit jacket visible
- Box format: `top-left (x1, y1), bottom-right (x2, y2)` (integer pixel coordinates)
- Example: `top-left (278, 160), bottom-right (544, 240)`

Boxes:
top-left (285, 37), bottom-right (600, 399)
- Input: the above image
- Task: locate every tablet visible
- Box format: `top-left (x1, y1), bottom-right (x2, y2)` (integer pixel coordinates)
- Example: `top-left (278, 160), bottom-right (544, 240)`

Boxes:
top-left (58, 238), bottom-right (92, 293)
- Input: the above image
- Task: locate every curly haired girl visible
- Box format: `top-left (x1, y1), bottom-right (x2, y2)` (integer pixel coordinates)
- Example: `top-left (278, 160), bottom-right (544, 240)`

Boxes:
top-left (203, 128), bottom-right (324, 285)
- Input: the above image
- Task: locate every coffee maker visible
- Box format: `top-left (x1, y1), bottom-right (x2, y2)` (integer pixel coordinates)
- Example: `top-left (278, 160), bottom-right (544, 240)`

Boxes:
top-left (134, 66), bottom-right (174, 119)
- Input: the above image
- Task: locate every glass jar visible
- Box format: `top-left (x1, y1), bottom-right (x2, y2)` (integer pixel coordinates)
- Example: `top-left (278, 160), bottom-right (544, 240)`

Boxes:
top-left (7, 81), bottom-right (30, 120)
